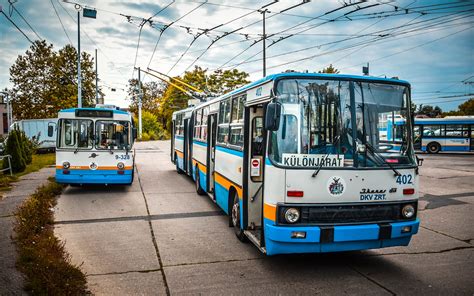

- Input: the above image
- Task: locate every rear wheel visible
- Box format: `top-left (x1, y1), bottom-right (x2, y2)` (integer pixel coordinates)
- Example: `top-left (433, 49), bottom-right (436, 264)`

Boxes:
top-left (195, 166), bottom-right (205, 195)
top-left (427, 142), bottom-right (441, 154)
top-left (231, 192), bottom-right (247, 242)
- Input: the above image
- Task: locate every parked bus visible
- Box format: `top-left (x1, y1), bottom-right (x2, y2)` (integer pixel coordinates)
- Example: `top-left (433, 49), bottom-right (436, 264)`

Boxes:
top-left (12, 118), bottom-right (58, 152)
top-left (54, 106), bottom-right (135, 185)
top-left (171, 72), bottom-right (420, 255)
top-left (385, 116), bottom-right (474, 153)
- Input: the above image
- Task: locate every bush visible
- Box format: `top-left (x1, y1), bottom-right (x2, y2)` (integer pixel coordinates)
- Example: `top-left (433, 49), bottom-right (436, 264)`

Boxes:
top-left (3, 129), bottom-right (27, 173)
top-left (135, 111), bottom-right (168, 141)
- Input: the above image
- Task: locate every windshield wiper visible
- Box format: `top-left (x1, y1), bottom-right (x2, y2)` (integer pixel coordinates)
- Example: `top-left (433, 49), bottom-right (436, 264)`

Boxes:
top-left (365, 142), bottom-right (401, 177)
top-left (312, 135), bottom-right (341, 178)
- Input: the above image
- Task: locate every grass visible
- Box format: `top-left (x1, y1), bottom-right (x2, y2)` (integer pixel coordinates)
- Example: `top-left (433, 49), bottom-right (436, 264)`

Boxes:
top-left (0, 153), bottom-right (55, 192)
top-left (14, 177), bottom-right (89, 295)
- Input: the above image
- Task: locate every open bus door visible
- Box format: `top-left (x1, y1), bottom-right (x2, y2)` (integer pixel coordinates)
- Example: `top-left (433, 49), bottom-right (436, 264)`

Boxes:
top-left (171, 120), bottom-right (175, 162)
top-left (206, 113), bottom-right (217, 197)
top-left (242, 104), bottom-right (265, 249)
top-left (470, 125), bottom-right (474, 151)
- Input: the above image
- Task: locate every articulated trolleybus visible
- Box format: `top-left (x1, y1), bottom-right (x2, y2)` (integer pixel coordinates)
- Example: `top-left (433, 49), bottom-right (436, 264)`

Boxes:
top-left (55, 106), bottom-right (135, 185)
top-left (172, 73), bottom-right (420, 255)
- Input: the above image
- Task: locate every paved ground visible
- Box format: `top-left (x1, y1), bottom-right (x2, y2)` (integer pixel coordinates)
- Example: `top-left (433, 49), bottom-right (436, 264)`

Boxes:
top-left (54, 141), bottom-right (474, 295)
top-left (0, 167), bottom-right (55, 295)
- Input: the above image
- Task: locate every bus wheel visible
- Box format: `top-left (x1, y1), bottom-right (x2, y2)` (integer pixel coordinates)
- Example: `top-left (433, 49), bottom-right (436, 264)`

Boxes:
top-left (175, 155), bottom-right (183, 174)
top-left (427, 142), bottom-right (440, 154)
top-left (195, 166), bottom-right (205, 195)
top-left (231, 192), bottom-right (247, 242)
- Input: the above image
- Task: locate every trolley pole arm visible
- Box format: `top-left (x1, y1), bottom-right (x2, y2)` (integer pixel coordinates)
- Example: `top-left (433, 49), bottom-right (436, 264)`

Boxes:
top-left (139, 69), bottom-right (201, 101)
top-left (147, 67), bottom-right (205, 94)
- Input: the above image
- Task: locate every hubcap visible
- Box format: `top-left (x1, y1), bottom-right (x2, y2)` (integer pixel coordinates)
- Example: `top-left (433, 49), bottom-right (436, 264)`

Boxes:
top-left (232, 202), bottom-right (239, 227)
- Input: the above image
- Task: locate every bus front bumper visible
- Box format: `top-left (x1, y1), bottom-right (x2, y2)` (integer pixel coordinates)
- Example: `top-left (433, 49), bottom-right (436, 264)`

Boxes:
top-left (55, 169), bottom-right (133, 185)
top-left (264, 219), bottom-right (419, 256)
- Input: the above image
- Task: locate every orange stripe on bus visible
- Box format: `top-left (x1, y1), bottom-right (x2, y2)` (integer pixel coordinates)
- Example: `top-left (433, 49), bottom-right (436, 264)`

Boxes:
top-left (214, 172), bottom-right (242, 199)
top-left (175, 150), bottom-right (184, 158)
top-left (55, 165), bottom-right (132, 170)
top-left (192, 159), bottom-right (207, 174)
top-left (264, 203), bottom-right (277, 222)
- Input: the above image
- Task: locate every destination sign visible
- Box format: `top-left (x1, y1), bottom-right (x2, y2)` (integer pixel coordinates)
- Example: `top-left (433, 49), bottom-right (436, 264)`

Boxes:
top-left (282, 154), bottom-right (344, 167)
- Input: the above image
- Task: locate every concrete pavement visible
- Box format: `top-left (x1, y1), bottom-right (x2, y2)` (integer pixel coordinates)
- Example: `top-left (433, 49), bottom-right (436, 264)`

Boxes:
top-left (54, 141), bottom-right (474, 295)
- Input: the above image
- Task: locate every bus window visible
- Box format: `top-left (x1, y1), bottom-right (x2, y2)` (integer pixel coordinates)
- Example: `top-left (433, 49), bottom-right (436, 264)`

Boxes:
top-left (194, 109), bottom-right (202, 139)
top-left (252, 117), bottom-right (264, 156)
top-left (59, 119), bottom-right (93, 149)
top-left (229, 96), bottom-right (245, 147)
top-left (423, 125), bottom-right (444, 137)
top-left (445, 125), bottom-right (467, 137)
top-left (217, 99), bottom-right (231, 144)
top-left (96, 121), bottom-right (130, 150)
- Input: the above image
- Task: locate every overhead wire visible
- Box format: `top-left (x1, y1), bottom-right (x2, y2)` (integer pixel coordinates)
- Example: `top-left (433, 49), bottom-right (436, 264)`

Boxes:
top-left (1, 10), bottom-right (35, 44)
top-left (50, 0), bottom-right (73, 45)
top-left (7, 1), bottom-right (42, 40)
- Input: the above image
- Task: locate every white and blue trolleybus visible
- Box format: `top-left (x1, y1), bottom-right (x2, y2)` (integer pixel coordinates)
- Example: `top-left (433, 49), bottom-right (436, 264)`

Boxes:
top-left (55, 106), bottom-right (135, 185)
top-left (172, 73), bottom-right (421, 255)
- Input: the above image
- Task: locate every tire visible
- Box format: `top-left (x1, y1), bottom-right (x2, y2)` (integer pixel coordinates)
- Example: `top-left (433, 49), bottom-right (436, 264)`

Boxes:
top-left (231, 191), bottom-right (247, 242)
top-left (195, 166), bottom-right (205, 195)
top-left (427, 142), bottom-right (440, 154)
top-left (175, 155), bottom-right (183, 174)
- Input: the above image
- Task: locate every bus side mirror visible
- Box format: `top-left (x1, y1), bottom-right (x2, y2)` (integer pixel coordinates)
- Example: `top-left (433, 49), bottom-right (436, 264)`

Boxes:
top-left (265, 102), bottom-right (281, 131)
top-left (132, 128), bottom-right (137, 140)
top-left (47, 123), bottom-right (56, 137)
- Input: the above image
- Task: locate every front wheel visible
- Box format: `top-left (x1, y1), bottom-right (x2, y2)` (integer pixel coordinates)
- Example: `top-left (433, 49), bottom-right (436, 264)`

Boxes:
top-left (231, 192), bottom-right (247, 242)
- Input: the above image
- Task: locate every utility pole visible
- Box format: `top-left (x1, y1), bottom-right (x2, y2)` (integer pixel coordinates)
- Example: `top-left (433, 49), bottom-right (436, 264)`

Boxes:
top-left (95, 49), bottom-right (98, 104)
top-left (0, 91), bottom-right (11, 132)
top-left (77, 9), bottom-right (82, 108)
top-left (138, 67), bottom-right (143, 140)
top-left (261, 9), bottom-right (267, 78)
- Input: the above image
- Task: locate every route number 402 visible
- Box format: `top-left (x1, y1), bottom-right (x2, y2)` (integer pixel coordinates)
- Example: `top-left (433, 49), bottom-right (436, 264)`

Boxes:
top-left (396, 174), bottom-right (413, 184)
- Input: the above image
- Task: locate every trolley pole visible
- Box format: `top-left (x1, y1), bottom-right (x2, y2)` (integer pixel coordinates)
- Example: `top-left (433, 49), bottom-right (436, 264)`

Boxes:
top-left (95, 49), bottom-right (98, 104)
top-left (77, 10), bottom-right (82, 108)
top-left (138, 67), bottom-right (143, 140)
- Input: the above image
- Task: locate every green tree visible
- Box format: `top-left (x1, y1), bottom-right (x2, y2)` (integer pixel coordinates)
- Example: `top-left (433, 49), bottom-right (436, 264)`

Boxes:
top-left (458, 98), bottom-right (474, 115)
top-left (9, 40), bottom-right (102, 120)
top-left (127, 79), bottom-right (166, 115)
top-left (416, 104), bottom-right (442, 118)
top-left (318, 64), bottom-right (340, 74)
top-left (136, 111), bottom-right (167, 140)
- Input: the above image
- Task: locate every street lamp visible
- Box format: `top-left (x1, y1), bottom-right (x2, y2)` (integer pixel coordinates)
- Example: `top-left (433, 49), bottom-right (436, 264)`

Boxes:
top-left (67, 1), bottom-right (97, 108)
top-left (0, 91), bottom-right (12, 133)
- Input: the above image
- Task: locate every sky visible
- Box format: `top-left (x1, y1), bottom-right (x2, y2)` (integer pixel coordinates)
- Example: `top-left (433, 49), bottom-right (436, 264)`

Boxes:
top-left (0, 0), bottom-right (473, 111)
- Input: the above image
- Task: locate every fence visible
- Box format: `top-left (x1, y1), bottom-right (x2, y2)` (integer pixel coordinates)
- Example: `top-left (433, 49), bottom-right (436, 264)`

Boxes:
top-left (0, 155), bottom-right (13, 176)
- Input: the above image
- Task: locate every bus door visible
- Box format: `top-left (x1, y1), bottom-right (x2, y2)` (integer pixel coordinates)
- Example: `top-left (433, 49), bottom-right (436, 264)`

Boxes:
top-left (187, 115), bottom-right (194, 176)
top-left (183, 119), bottom-right (189, 173)
top-left (470, 125), bottom-right (474, 151)
top-left (171, 120), bottom-right (175, 162)
top-left (243, 105), bottom-right (264, 245)
top-left (206, 113), bottom-right (217, 197)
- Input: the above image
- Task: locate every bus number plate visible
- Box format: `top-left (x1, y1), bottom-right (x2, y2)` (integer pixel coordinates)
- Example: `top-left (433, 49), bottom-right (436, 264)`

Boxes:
top-left (396, 174), bottom-right (412, 185)
top-left (115, 154), bottom-right (130, 160)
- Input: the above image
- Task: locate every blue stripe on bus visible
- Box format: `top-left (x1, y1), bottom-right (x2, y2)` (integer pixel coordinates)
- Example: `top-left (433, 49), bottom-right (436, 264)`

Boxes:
top-left (55, 169), bottom-right (133, 184)
top-left (216, 146), bottom-right (244, 157)
top-left (193, 140), bottom-right (207, 147)
top-left (215, 182), bottom-right (229, 214)
top-left (59, 108), bottom-right (129, 115)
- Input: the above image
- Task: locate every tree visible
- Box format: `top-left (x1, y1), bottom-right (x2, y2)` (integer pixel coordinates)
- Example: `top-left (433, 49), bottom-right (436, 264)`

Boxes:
top-left (9, 40), bottom-right (101, 120)
top-left (458, 98), bottom-right (474, 115)
top-left (3, 129), bottom-right (26, 173)
top-left (318, 64), bottom-right (340, 74)
top-left (415, 104), bottom-right (443, 118)
top-left (127, 79), bottom-right (166, 114)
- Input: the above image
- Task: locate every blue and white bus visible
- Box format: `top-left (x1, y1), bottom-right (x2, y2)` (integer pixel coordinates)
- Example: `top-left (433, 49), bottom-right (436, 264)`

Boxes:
top-left (414, 117), bottom-right (474, 153)
top-left (55, 106), bottom-right (136, 185)
top-left (385, 116), bottom-right (474, 153)
top-left (172, 72), bottom-right (420, 256)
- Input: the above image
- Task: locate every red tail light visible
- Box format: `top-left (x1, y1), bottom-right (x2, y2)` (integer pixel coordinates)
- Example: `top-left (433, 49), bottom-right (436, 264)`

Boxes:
top-left (403, 188), bottom-right (415, 195)
top-left (118, 170), bottom-right (125, 175)
top-left (63, 170), bottom-right (70, 174)
top-left (386, 158), bottom-right (399, 163)
top-left (287, 190), bottom-right (304, 197)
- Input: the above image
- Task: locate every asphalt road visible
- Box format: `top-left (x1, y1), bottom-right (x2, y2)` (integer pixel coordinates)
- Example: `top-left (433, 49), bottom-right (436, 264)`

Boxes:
top-left (54, 141), bottom-right (474, 295)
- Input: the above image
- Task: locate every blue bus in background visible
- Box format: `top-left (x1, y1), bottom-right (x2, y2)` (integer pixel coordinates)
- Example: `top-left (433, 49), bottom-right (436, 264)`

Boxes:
top-left (385, 116), bottom-right (474, 153)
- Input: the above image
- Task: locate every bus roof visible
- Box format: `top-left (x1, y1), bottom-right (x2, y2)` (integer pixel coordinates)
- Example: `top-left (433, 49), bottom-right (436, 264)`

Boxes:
top-left (415, 117), bottom-right (474, 125)
top-left (59, 107), bottom-right (129, 115)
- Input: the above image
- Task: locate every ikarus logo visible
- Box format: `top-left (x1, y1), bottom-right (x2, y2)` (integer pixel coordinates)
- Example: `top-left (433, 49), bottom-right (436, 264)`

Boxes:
top-left (89, 162), bottom-right (98, 170)
top-left (327, 176), bottom-right (346, 196)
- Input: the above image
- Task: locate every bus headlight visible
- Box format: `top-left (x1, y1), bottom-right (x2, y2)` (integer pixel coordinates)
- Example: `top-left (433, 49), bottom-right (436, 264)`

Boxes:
top-left (284, 208), bottom-right (300, 223)
top-left (401, 204), bottom-right (415, 219)
top-left (117, 162), bottom-right (125, 170)
top-left (62, 161), bottom-right (70, 169)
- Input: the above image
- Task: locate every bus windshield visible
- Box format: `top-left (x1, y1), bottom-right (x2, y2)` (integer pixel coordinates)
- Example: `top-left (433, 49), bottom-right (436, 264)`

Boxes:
top-left (58, 119), bottom-right (94, 149)
top-left (96, 121), bottom-right (131, 150)
top-left (269, 78), bottom-right (416, 168)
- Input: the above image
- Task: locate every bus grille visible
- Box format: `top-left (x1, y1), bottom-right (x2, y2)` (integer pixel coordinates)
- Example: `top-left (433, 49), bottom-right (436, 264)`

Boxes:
top-left (278, 202), bottom-right (417, 225)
